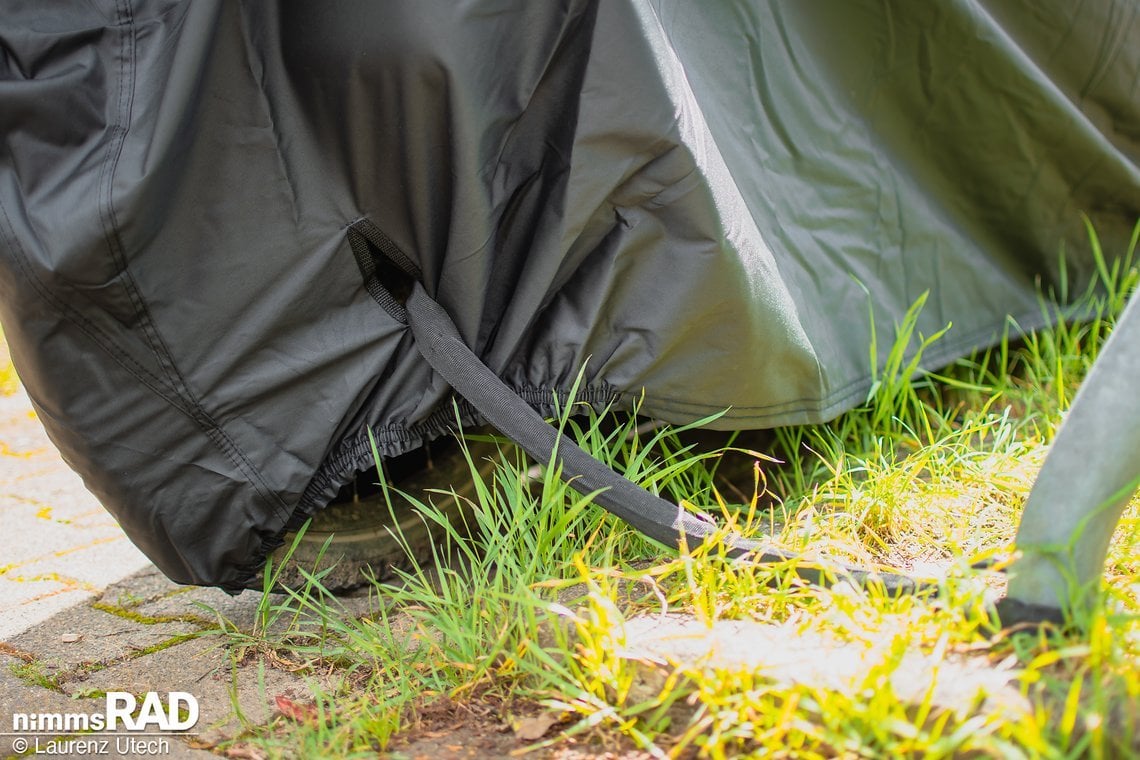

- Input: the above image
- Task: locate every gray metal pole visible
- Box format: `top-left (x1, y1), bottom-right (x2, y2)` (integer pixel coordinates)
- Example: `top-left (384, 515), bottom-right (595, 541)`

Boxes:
top-left (1003, 293), bottom-right (1140, 620)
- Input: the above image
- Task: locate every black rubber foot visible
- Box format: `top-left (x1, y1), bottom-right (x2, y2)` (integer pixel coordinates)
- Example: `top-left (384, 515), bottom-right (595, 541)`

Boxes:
top-left (993, 595), bottom-right (1068, 629)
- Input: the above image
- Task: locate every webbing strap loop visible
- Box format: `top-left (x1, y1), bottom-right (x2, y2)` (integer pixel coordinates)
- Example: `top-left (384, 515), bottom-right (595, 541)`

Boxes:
top-left (400, 281), bottom-right (931, 596)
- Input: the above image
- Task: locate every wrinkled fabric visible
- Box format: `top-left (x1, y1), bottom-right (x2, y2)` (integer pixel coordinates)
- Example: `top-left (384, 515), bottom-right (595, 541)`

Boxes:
top-left (1, 1), bottom-right (1137, 589)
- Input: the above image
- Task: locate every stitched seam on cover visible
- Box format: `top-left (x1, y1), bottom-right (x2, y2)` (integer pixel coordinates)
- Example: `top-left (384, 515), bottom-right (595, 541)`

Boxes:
top-left (0, 2), bottom-right (289, 519)
top-left (93, 2), bottom-right (288, 516)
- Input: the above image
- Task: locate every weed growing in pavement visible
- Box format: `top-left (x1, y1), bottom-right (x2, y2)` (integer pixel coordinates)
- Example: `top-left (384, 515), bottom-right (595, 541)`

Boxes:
top-left (212, 220), bottom-right (1140, 758)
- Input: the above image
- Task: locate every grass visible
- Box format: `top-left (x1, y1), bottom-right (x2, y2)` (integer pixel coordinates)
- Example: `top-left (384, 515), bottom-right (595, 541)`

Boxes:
top-left (211, 219), bottom-right (1140, 758)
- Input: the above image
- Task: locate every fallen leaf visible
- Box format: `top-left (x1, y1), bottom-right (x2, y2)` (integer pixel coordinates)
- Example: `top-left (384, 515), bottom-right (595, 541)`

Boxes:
top-left (513, 712), bottom-right (559, 741)
top-left (274, 695), bottom-right (319, 724)
top-left (223, 745), bottom-right (267, 760)
top-left (0, 643), bottom-right (34, 662)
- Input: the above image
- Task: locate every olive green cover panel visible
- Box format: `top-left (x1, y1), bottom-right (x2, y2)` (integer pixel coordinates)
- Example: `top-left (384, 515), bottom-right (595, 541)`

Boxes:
top-left (0, 1), bottom-right (1136, 587)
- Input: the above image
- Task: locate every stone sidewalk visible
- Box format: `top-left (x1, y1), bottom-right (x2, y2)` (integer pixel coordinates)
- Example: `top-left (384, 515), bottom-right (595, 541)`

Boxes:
top-left (0, 567), bottom-right (362, 759)
top-left (0, 385), bottom-right (372, 758)
top-left (0, 386), bottom-right (153, 639)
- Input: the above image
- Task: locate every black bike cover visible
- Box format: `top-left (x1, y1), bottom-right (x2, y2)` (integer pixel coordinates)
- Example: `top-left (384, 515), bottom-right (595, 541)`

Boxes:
top-left (1, 2), bottom-right (1137, 589)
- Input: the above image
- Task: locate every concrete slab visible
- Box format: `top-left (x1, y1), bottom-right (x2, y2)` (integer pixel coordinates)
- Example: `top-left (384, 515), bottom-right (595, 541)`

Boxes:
top-left (620, 614), bottom-right (1030, 717)
top-left (12, 536), bottom-right (152, 591)
top-left (99, 566), bottom-right (381, 634)
top-left (98, 566), bottom-right (269, 632)
top-left (0, 653), bottom-right (215, 759)
top-left (96, 566), bottom-right (195, 607)
top-left (70, 635), bottom-right (330, 746)
top-left (0, 385), bottom-right (151, 642)
top-left (0, 583), bottom-right (95, 641)
top-left (0, 502), bottom-right (116, 568)
top-left (7, 604), bottom-right (199, 679)
top-left (0, 654), bottom-right (101, 757)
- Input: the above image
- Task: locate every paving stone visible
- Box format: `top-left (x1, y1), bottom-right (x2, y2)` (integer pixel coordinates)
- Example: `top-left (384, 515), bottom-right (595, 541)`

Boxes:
top-left (97, 566), bottom-right (186, 607)
top-left (0, 574), bottom-right (69, 611)
top-left (0, 392), bottom-right (51, 456)
top-left (69, 635), bottom-right (334, 746)
top-left (620, 614), bottom-right (1031, 717)
top-left (0, 385), bottom-right (288, 756)
top-left (12, 535), bottom-right (151, 591)
top-left (0, 584), bottom-right (94, 641)
top-left (0, 501), bottom-right (114, 568)
top-left (0, 474), bottom-right (102, 509)
top-left (1, 653), bottom-right (216, 758)
top-left (0, 384), bottom-right (151, 635)
top-left (146, 587), bottom-right (276, 633)
top-left (0, 453), bottom-right (94, 509)
top-left (7, 604), bottom-right (200, 678)
top-left (102, 566), bottom-right (382, 636)
top-left (101, 568), bottom-right (292, 633)
top-left (105, 567), bottom-right (271, 631)
top-left (0, 653), bottom-right (102, 756)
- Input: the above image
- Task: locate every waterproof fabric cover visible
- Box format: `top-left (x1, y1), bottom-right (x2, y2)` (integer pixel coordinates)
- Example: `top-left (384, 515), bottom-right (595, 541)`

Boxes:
top-left (1, 1), bottom-right (1138, 590)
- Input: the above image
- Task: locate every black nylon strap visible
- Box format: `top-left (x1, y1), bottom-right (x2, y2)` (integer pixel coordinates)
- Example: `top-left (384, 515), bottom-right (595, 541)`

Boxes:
top-left (402, 282), bottom-right (930, 595)
top-left (347, 221), bottom-right (420, 324)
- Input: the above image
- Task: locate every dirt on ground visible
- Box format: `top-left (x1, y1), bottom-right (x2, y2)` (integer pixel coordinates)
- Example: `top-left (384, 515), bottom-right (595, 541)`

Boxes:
top-left (378, 695), bottom-right (665, 760)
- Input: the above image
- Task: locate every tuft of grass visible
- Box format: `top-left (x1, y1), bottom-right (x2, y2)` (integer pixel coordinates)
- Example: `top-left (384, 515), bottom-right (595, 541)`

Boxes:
top-left (9, 661), bottom-right (64, 692)
top-left (210, 219), bottom-right (1140, 758)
